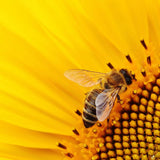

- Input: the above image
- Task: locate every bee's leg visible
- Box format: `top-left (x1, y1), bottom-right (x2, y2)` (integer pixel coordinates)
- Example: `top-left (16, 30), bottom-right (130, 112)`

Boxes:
top-left (117, 94), bottom-right (121, 101)
top-left (84, 92), bottom-right (89, 95)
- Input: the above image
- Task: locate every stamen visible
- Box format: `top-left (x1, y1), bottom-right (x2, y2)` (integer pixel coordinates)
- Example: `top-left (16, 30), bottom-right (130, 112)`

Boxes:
top-left (100, 153), bottom-right (108, 159)
top-left (131, 71), bottom-right (137, 80)
top-left (146, 83), bottom-right (152, 91)
top-left (147, 56), bottom-right (151, 65)
top-left (133, 89), bottom-right (137, 94)
top-left (142, 90), bottom-right (149, 99)
top-left (99, 143), bottom-right (104, 148)
top-left (112, 120), bottom-right (117, 125)
top-left (153, 86), bottom-right (159, 94)
top-left (107, 62), bottom-right (114, 69)
top-left (75, 109), bottom-right (82, 116)
top-left (56, 142), bottom-right (67, 149)
top-left (72, 128), bottom-right (80, 136)
top-left (66, 153), bottom-right (74, 158)
top-left (120, 100), bottom-right (124, 105)
top-left (126, 54), bottom-right (132, 63)
top-left (83, 144), bottom-right (88, 149)
top-left (96, 148), bottom-right (100, 153)
top-left (96, 122), bottom-right (102, 127)
top-left (141, 69), bottom-right (146, 77)
top-left (140, 39), bottom-right (148, 49)
top-left (91, 154), bottom-right (100, 160)
top-left (92, 129), bottom-right (97, 133)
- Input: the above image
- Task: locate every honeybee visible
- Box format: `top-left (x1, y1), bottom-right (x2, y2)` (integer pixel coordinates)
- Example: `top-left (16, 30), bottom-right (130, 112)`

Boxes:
top-left (64, 69), bottom-right (133, 128)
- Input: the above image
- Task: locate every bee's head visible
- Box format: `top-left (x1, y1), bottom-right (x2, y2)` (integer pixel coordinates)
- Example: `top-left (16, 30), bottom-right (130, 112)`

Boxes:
top-left (120, 69), bottom-right (133, 85)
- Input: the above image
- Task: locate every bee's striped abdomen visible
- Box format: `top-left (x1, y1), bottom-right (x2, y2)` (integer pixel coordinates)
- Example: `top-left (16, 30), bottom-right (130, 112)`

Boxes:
top-left (83, 89), bottom-right (103, 128)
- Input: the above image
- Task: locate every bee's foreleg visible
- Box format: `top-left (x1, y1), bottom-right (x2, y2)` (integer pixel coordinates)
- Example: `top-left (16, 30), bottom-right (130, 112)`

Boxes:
top-left (117, 94), bottom-right (121, 101)
top-left (84, 92), bottom-right (89, 95)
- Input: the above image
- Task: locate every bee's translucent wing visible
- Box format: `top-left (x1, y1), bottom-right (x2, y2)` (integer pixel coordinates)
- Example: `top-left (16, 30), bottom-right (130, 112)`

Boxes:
top-left (64, 69), bottom-right (107, 87)
top-left (95, 87), bottom-right (120, 122)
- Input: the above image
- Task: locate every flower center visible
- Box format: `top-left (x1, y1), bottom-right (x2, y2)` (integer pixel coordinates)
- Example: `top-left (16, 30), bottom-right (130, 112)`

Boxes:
top-left (89, 75), bottom-right (160, 160)
top-left (58, 40), bottom-right (160, 160)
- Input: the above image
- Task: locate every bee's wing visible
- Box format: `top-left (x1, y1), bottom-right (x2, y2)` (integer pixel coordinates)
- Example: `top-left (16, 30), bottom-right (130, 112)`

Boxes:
top-left (64, 69), bottom-right (107, 87)
top-left (95, 87), bottom-right (120, 122)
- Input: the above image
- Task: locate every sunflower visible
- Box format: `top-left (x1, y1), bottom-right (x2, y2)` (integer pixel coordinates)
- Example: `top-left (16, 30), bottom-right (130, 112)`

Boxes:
top-left (0, 0), bottom-right (160, 160)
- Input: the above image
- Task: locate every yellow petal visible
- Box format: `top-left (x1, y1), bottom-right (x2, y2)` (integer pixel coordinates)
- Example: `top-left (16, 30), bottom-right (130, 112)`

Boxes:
top-left (145, 0), bottom-right (160, 50)
top-left (78, 0), bottom-right (147, 64)
top-left (0, 143), bottom-right (63, 160)
top-left (0, 158), bottom-right (14, 160)
top-left (0, 120), bottom-right (77, 149)
top-left (0, 0), bottom-right (159, 160)
top-left (0, 24), bottom-right (81, 135)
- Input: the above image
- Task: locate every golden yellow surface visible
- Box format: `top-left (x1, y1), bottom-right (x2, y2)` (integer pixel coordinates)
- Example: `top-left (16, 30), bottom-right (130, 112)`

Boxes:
top-left (0, 0), bottom-right (160, 160)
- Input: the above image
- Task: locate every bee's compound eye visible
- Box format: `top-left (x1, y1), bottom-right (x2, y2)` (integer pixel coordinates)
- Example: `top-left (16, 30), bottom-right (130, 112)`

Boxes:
top-left (126, 77), bottom-right (132, 85)
top-left (120, 69), bottom-right (132, 85)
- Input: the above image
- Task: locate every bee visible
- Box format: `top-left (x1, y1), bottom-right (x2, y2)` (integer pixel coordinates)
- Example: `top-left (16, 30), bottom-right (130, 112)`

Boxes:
top-left (64, 69), bottom-right (133, 128)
